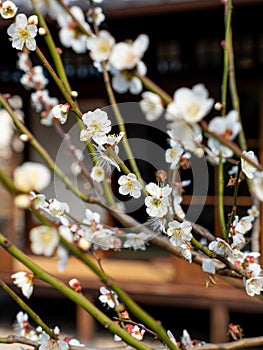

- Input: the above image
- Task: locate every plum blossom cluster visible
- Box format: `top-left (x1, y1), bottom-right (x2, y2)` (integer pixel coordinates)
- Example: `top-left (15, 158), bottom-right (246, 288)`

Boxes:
top-left (13, 312), bottom-right (84, 349)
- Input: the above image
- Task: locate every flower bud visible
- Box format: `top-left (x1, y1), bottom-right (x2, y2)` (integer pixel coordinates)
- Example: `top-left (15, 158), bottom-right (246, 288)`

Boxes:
top-left (69, 278), bottom-right (82, 293)
top-left (28, 15), bottom-right (38, 26)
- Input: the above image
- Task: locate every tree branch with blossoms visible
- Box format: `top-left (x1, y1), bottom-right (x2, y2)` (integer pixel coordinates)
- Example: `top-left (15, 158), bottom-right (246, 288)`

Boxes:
top-left (0, 0), bottom-right (263, 349)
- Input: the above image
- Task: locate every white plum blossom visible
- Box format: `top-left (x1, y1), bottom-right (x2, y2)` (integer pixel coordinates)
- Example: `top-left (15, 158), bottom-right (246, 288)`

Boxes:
top-left (0, 1), bottom-right (18, 19)
top-left (118, 173), bottom-right (142, 199)
top-left (30, 192), bottom-right (48, 209)
top-left (252, 172), bottom-right (263, 201)
top-left (165, 141), bottom-right (184, 169)
top-left (248, 205), bottom-right (260, 218)
top-left (38, 332), bottom-right (69, 350)
top-left (202, 259), bottom-right (216, 274)
top-left (7, 13), bottom-right (37, 51)
top-left (17, 52), bottom-right (32, 72)
top-left (29, 225), bottom-right (59, 256)
top-left (245, 276), bottom-right (263, 297)
top-left (165, 83), bottom-right (214, 124)
top-left (145, 183), bottom-right (172, 218)
top-left (91, 228), bottom-right (121, 250)
top-left (90, 165), bottom-right (105, 182)
top-left (139, 91), bottom-right (163, 122)
top-left (93, 143), bottom-right (121, 172)
top-left (80, 108), bottom-right (111, 142)
top-left (86, 30), bottom-right (115, 62)
top-left (112, 60), bottom-right (146, 95)
top-left (208, 237), bottom-right (232, 258)
top-left (178, 243), bottom-right (192, 263)
top-left (167, 119), bottom-right (204, 157)
top-left (13, 162), bottom-right (51, 193)
top-left (21, 66), bottom-right (49, 90)
top-left (241, 150), bottom-right (258, 179)
top-left (166, 220), bottom-right (192, 247)
top-left (234, 215), bottom-right (254, 235)
top-left (123, 232), bottom-right (149, 250)
top-left (11, 271), bottom-right (34, 299)
top-left (57, 6), bottom-right (91, 54)
top-left (93, 130), bottom-right (124, 148)
top-left (207, 110), bottom-right (241, 158)
top-left (48, 199), bottom-right (70, 225)
top-left (99, 286), bottom-right (119, 308)
top-left (109, 34), bottom-right (149, 71)
top-left (131, 325), bottom-right (146, 340)
top-left (51, 103), bottom-right (70, 125)
top-left (87, 6), bottom-right (105, 26)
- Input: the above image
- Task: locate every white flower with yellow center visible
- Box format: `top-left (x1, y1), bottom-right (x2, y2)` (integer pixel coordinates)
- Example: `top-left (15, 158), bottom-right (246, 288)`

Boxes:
top-left (0, 1), bottom-right (18, 19)
top-left (247, 205), bottom-right (260, 218)
top-left (166, 84), bottom-right (214, 124)
top-left (87, 30), bottom-right (115, 62)
top-left (118, 173), bottom-right (142, 199)
top-left (90, 165), bottom-right (105, 182)
top-left (51, 103), bottom-right (70, 125)
top-left (165, 142), bottom-right (184, 169)
top-left (80, 108), bottom-right (111, 142)
top-left (139, 91), bottom-right (163, 122)
top-left (7, 13), bottom-right (38, 51)
top-left (124, 232), bottom-right (149, 250)
top-left (145, 183), bottom-right (172, 218)
top-left (208, 237), bottom-right (232, 258)
top-left (11, 271), bottom-right (34, 299)
top-left (241, 150), bottom-right (258, 179)
top-left (13, 162), bottom-right (51, 193)
top-left (29, 225), bottom-right (59, 256)
top-left (109, 34), bottom-right (149, 71)
top-left (166, 220), bottom-right (192, 247)
top-left (207, 110), bottom-right (241, 158)
top-left (57, 6), bottom-right (90, 54)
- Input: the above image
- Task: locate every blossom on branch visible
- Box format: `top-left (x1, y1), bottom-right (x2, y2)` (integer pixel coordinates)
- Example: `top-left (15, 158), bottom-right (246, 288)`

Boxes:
top-left (7, 13), bottom-right (38, 51)
top-left (145, 182), bottom-right (172, 218)
top-left (0, 0), bottom-right (17, 19)
top-left (166, 83), bottom-right (214, 124)
top-left (118, 173), bottom-right (142, 199)
top-left (11, 271), bottom-right (34, 299)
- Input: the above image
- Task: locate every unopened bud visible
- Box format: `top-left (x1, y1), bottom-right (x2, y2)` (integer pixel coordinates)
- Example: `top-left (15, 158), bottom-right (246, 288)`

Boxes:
top-left (78, 237), bottom-right (92, 251)
top-left (71, 90), bottom-right (78, 98)
top-left (14, 194), bottom-right (31, 209)
top-left (20, 134), bottom-right (31, 142)
top-left (214, 102), bottom-right (224, 111)
top-left (28, 15), bottom-right (38, 26)
top-left (38, 27), bottom-right (47, 36)
top-left (155, 169), bottom-right (167, 184)
top-left (69, 278), bottom-right (82, 293)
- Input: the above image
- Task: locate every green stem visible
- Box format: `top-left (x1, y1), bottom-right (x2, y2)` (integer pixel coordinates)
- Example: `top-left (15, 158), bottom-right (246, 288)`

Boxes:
top-left (59, 236), bottom-right (179, 350)
top-left (135, 72), bottom-right (173, 105)
top-left (228, 29), bottom-right (247, 152)
top-left (0, 94), bottom-right (100, 205)
top-left (201, 121), bottom-right (263, 171)
top-left (35, 47), bottom-right (82, 119)
top-left (218, 153), bottom-right (227, 239)
top-left (31, 0), bottom-right (72, 94)
top-left (0, 234), bottom-right (155, 350)
top-left (102, 63), bottom-right (145, 185)
top-left (0, 279), bottom-right (56, 339)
